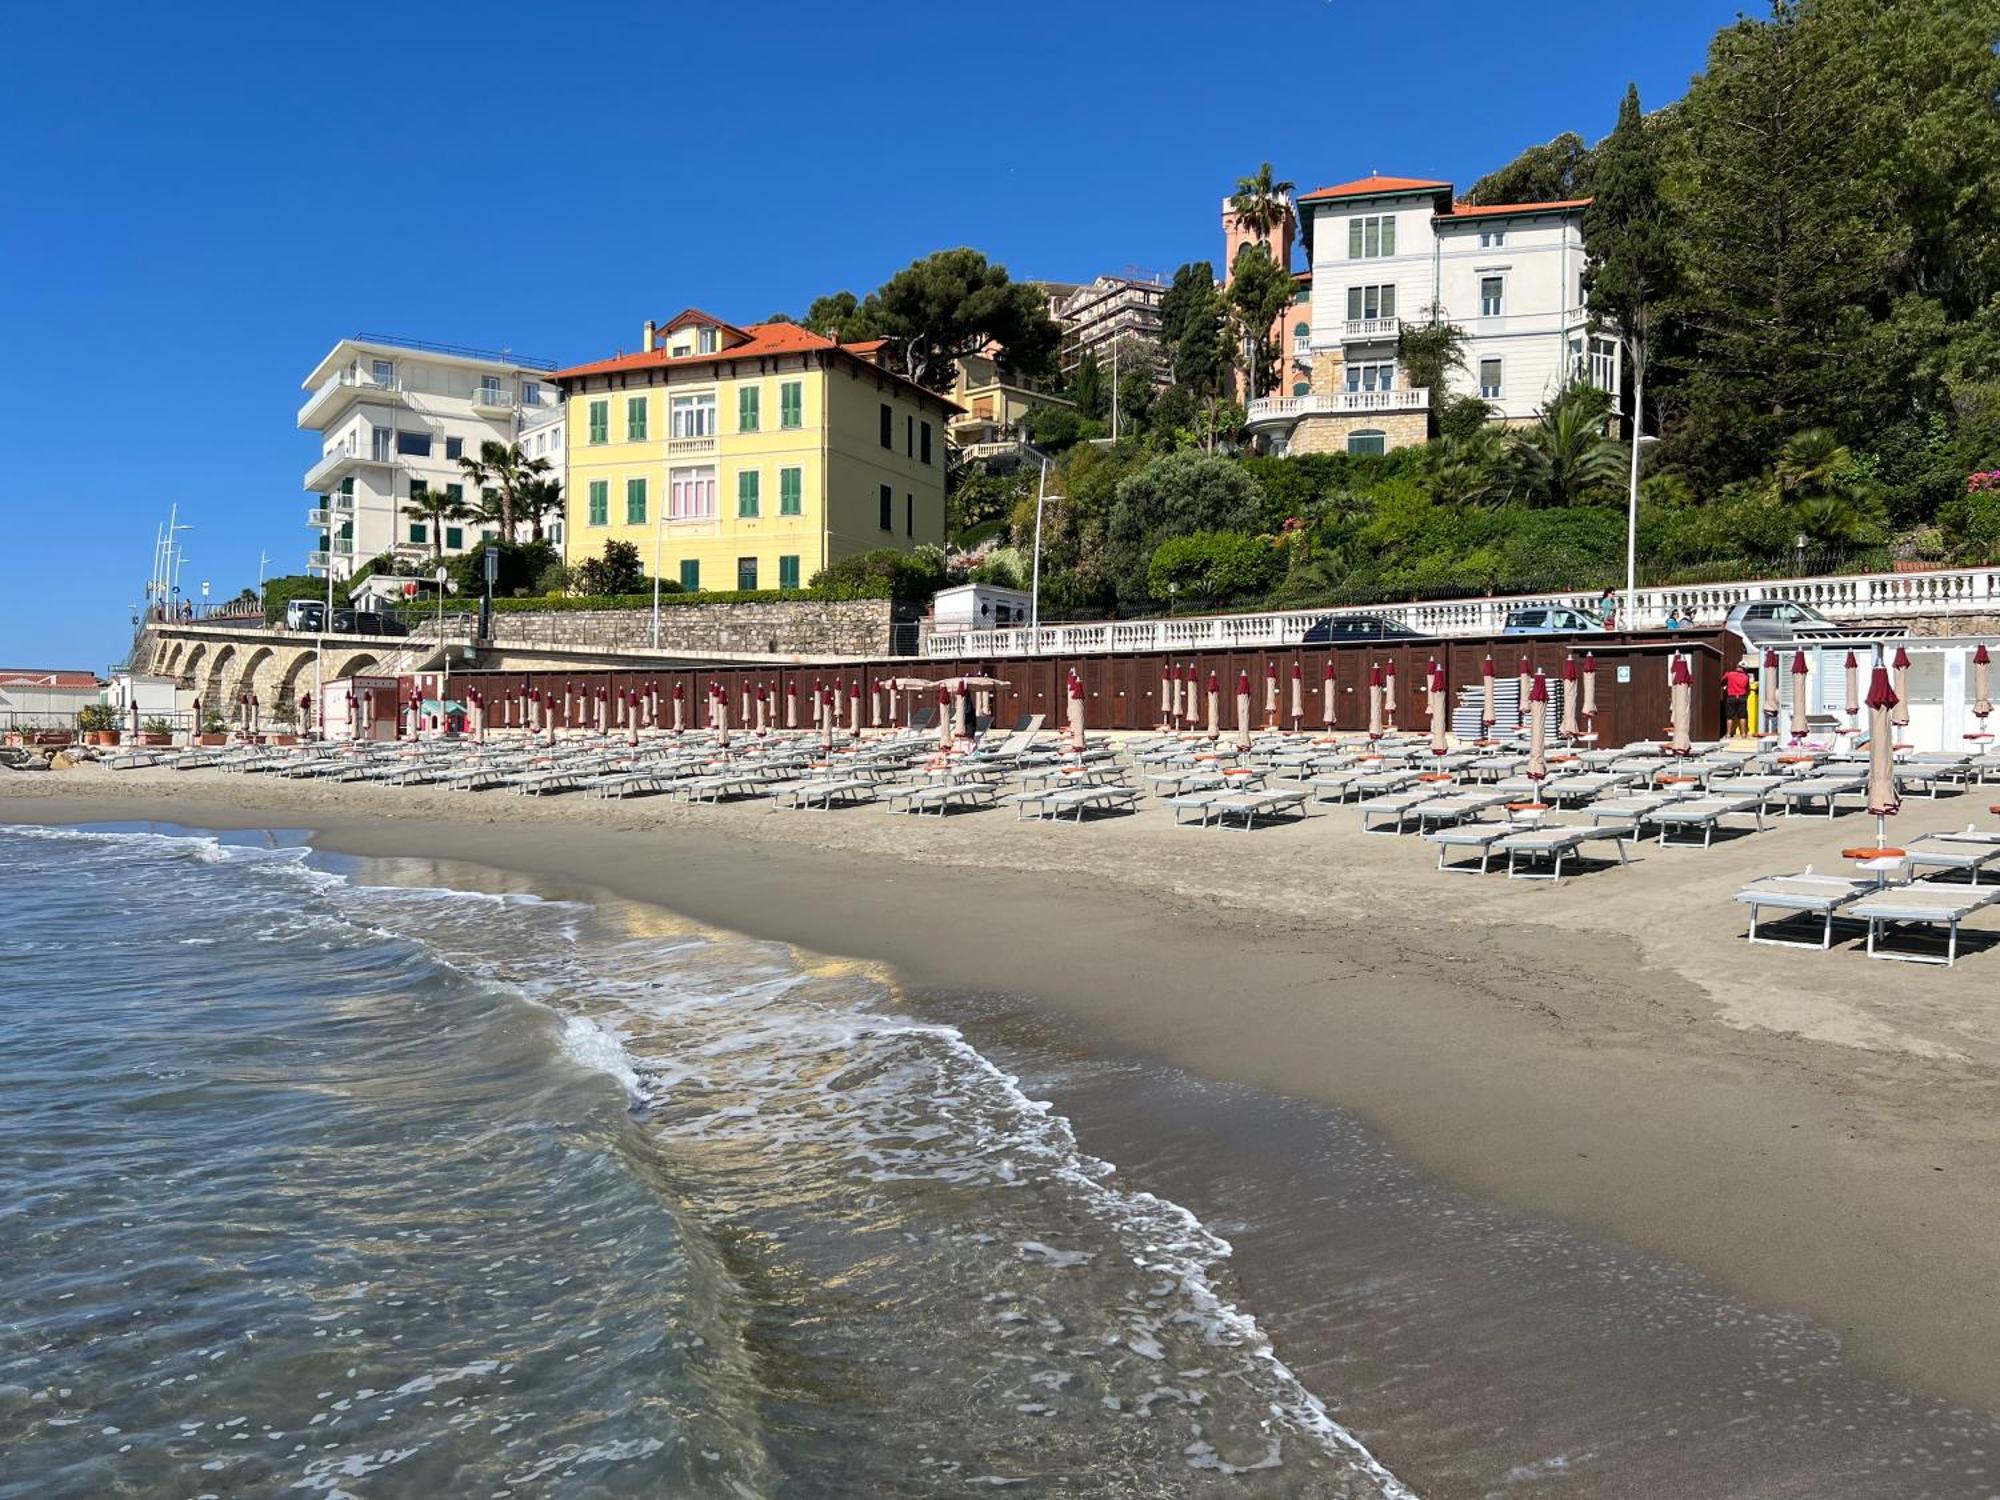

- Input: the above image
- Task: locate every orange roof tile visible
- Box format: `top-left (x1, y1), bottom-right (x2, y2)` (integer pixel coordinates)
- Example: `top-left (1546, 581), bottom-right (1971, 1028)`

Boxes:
top-left (1444, 197), bottom-right (1592, 219)
top-left (551, 321), bottom-right (960, 411)
top-left (1297, 175), bottom-right (1451, 203)
top-left (659, 307), bottom-right (750, 342)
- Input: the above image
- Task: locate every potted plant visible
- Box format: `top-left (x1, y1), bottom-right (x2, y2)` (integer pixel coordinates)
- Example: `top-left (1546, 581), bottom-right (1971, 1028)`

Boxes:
top-left (77, 704), bottom-right (119, 746)
top-left (140, 717), bottom-right (174, 747)
top-left (269, 701), bottom-right (300, 745)
top-left (196, 710), bottom-right (228, 746)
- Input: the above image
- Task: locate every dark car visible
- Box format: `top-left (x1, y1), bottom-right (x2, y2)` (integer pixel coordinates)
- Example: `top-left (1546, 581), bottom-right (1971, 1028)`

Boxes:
top-left (330, 609), bottom-right (410, 637)
top-left (1301, 612), bottom-right (1428, 644)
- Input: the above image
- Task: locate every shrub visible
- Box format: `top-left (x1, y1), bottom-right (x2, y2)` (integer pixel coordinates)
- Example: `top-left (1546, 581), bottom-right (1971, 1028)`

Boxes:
top-left (574, 539), bottom-right (647, 596)
top-left (1146, 531), bottom-right (1280, 605)
top-left (448, 539), bottom-right (560, 599)
top-left (77, 704), bottom-right (115, 731)
top-left (808, 547), bottom-right (945, 602)
top-left (142, 717), bottom-right (173, 736)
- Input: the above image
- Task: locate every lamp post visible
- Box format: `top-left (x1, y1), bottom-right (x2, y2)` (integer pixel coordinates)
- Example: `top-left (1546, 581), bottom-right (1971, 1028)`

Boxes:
top-left (1026, 453), bottom-right (1065, 643)
top-left (652, 502), bottom-right (666, 649)
top-left (436, 567), bottom-right (449, 688)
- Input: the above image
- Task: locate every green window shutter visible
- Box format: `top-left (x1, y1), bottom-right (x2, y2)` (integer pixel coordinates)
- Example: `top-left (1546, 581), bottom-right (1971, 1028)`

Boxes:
top-left (588, 481), bottom-right (608, 525)
top-left (627, 396), bottom-right (647, 441)
top-left (589, 400), bottom-right (608, 443)
top-left (409, 523), bottom-right (426, 544)
top-left (780, 381), bottom-right (802, 428)
top-left (445, 527), bottom-right (463, 550)
top-left (679, 559), bottom-right (700, 591)
top-left (879, 484), bottom-right (892, 530)
top-left (779, 467), bottom-right (802, 515)
top-left (737, 557), bottom-right (758, 590)
top-left (738, 470), bottom-right (760, 517)
top-left (1348, 218), bottom-right (1363, 259)
top-left (626, 477), bottom-right (647, 525)
top-left (739, 386), bottom-right (759, 432)
top-left (779, 554), bottom-right (800, 590)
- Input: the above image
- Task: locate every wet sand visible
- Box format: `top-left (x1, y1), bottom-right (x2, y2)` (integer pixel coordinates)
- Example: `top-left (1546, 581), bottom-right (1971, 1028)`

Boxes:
top-left (9, 763), bottom-right (2000, 1494)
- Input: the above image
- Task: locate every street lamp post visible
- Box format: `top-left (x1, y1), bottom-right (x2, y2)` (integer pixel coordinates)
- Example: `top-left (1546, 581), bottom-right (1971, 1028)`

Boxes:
top-left (1623, 357), bottom-right (1645, 630)
top-left (652, 503), bottom-right (666, 649)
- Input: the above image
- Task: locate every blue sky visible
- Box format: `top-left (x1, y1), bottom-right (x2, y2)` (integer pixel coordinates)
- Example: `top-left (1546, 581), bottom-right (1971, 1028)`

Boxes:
top-left (0, 0), bottom-right (1746, 671)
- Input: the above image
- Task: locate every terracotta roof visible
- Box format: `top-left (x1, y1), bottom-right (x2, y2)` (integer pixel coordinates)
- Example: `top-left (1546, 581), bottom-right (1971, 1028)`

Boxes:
top-left (659, 307), bottom-right (750, 342)
top-left (0, 668), bottom-right (97, 687)
top-left (1297, 175), bottom-right (1450, 203)
top-left (550, 321), bottom-right (960, 411)
top-left (1444, 197), bottom-right (1592, 219)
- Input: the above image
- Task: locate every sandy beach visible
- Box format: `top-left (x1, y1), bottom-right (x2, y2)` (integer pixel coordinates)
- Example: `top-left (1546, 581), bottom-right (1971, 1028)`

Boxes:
top-left (10, 759), bottom-right (2000, 1493)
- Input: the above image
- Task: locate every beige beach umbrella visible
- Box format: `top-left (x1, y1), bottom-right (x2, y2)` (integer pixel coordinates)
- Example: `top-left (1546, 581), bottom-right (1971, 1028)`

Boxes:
top-left (1429, 662), bottom-right (1449, 756)
top-left (1974, 644), bottom-right (1992, 721)
top-left (1516, 656), bottom-right (1532, 737)
top-left (1864, 663), bottom-right (1901, 845)
top-left (1322, 659), bottom-right (1336, 729)
top-left (1235, 671), bottom-right (1253, 750)
top-left (1790, 650), bottom-right (1810, 743)
top-left (671, 682), bottom-right (685, 735)
top-left (1844, 651), bottom-right (1861, 731)
top-left (1264, 661), bottom-right (1279, 728)
top-left (1206, 671), bottom-right (1221, 740)
top-left (754, 685), bottom-right (769, 735)
top-left (1161, 664), bottom-right (1176, 729)
top-left (782, 681), bottom-right (795, 729)
top-left (1760, 650), bottom-right (1779, 735)
top-left (1068, 675), bottom-right (1087, 751)
top-left (1559, 657), bottom-right (1580, 739)
top-left (1289, 660), bottom-right (1304, 729)
top-left (1480, 655), bottom-right (1497, 740)
top-left (1669, 654), bottom-right (1692, 755)
top-left (1526, 672), bottom-right (1550, 779)
top-left (1891, 646), bottom-right (1912, 730)
top-left (1580, 653), bottom-right (1598, 731)
top-left (1381, 659), bottom-right (1398, 730)
top-left (1366, 663), bottom-right (1384, 739)
top-left (717, 687), bottom-right (731, 748)
top-left (1182, 663), bottom-right (1198, 725)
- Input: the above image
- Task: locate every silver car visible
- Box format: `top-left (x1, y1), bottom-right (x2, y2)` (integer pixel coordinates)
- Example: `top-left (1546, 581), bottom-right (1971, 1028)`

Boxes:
top-left (1502, 605), bottom-right (1606, 635)
top-left (1723, 599), bottom-right (1838, 644)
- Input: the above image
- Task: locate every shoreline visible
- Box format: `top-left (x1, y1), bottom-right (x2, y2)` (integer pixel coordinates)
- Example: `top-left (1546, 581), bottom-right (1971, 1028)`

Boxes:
top-left (7, 769), bottom-right (2000, 1435)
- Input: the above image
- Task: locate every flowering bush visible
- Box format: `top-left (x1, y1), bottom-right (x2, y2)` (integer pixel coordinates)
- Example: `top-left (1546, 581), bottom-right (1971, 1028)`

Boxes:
top-left (1968, 470), bottom-right (2000, 493)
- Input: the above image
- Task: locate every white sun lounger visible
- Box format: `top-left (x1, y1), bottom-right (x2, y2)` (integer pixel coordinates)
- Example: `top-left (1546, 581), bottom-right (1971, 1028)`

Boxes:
top-left (1650, 794), bottom-right (1768, 847)
top-left (1772, 774), bottom-right (1866, 818)
top-left (1008, 784), bottom-right (1142, 822)
top-left (883, 780), bottom-right (1000, 816)
top-left (1408, 791), bottom-right (1510, 833)
top-left (1426, 823), bottom-right (1516, 873)
top-left (1849, 881), bottom-right (2000, 966)
top-left (1901, 831), bottom-right (2000, 885)
top-left (1496, 825), bottom-right (1632, 879)
top-left (1732, 870), bottom-right (1874, 948)
top-left (1356, 789), bottom-right (1435, 834)
top-left (1170, 788), bottom-right (1311, 830)
top-left (1585, 788), bottom-right (1702, 829)
top-left (1538, 771), bottom-right (1635, 806)
top-left (770, 777), bottom-right (876, 810)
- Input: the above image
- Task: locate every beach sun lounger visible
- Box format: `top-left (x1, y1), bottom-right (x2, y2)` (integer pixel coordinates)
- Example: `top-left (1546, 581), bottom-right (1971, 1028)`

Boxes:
top-left (1496, 825), bottom-right (1631, 880)
top-left (1006, 784), bottom-right (1141, 822)
top-left (1849, 881), bottom-right (2000, 966)
top-left (1772, 774), bottom-right (1866, 819)
top-left (1732, 870), bottom-right (1874, 948)
top-left (1356, 789), bottom-right (1434, 834)
top-left (1426, 823), bottom-right (1517, 874)
top-left (1168, 788), bottom-right (1310, 830)
top-left (1650, 794), bottom-right (1768, 848)
top-left (1901, 831), bottom-right (2000, 886)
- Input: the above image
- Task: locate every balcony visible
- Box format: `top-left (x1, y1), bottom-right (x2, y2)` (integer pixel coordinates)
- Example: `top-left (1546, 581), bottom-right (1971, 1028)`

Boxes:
top-left (297, 370), bottom-right (403, 429)
top-left (1244, 387), bottom-right (1430, 430)
top-left (303, 435), bottom-right (395, 493)
top-left (306, 550), bottom-right (331, 573)
top-left (471, 385), bottom-right (515, 413)
top-left (1342, 317), bottom-right (1400, 344)
top-left (307, 507), bottom-right (331, 528)
top-left (667, 435), bottom-right (717, 456)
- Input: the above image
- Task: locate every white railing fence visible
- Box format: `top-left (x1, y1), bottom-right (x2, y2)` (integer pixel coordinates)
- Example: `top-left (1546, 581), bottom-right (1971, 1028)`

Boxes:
top-left (923, 566), bottom-right (2000, 660)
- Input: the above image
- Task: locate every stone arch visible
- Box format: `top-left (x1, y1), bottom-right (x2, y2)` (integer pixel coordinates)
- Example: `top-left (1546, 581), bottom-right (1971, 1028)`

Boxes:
top-left (157, 639), bottom-right (185, 678)
top-left (332, 652), bottom-right (380, 681)
top-left (202, 644), bottom-right (238, 714)
top-left (180, 643), bottom-right (208, 693)
top-left (234, 646), bottom-right (276, 705)
top-left (274, 651), bottom-right (316, 713)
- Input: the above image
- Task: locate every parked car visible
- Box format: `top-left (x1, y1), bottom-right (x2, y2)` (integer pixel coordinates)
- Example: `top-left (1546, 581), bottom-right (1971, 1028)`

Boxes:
top-left (285, 599), bottom-right (328, 632)
top-left (1300, 613), bottom-right (1429, 643)
top-left (1723, 599), bottom-right (1842, 645)
top-left (329, 609), bottom-right (410, 637)
top-left (1501, 605), bottom-right (1606, 635)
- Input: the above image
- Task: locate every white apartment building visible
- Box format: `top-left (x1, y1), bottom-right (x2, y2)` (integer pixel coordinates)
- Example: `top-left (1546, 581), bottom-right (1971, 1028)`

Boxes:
top-left (1245, 175), bottom-right (1619, 457)
top-left (298, 335), bottom-right (560, 579)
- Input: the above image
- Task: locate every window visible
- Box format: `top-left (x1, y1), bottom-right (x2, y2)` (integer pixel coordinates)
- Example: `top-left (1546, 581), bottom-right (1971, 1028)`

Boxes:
top-left (627, 396), bottom-right (648, 441)
top-left (626, 477), bottom-right (647, 525)
top-left (372, 358), bottom-right (394, 387)
top-left (479, 377), bottom-right (504, 405)
top-left (1345, 285), bottom-right (1397, 323)
top-left (1479, 358), bottom-right (1503, 399)
top-left (879, 483), bottom-right (893, 530)
top-left (395, 429), bottom-right (432, 458)
top-left (698, 327), bottom-right (718, 354)
top-left (1293, 285), bottom-right (1311, 305)
top-left (905, 492), bottom-right (914, 538)
top-left (880, 403), bottom-right (893, 448)
top-left (737, 470), bottom-right (760, 517)
top-left (1292, 321), bottom-right (1311, 343)
top-left (779, 466), bottom-right (803, 515)
top-left (1345, 362), bottom-right (1395, 392)
top-left (1480, 276), bottom-right (1504, 318)
top-left (778, 554), bottom-right (801, 591)
top-left (669, 466), bottom-right (716, 520)
top-left (587, 480), bottom-right (609, 526)
top-left (444, 482), bottom-right (464, 505)
top-left (737, 556), bottom-right (758, 591)
top-left (1479, 228), bottom-right (1506, 249)
top-left (1347, 429), bottom-right (1387, 456)
top-left (522, 379), bottom-right (542, 407)
top-left (738, 386), bottom-right (760, 432)
top-left (670, 394), bottom-right (716, 438)
top-left (444, 436), bottom-right (463, 461)
top-left (445, 526), bottom-right (464, 550)
top-left (1293, 381), bottom-right (1312, 397)
top-left (679, 559), bottom-right (700, 591)
top-left (588, 399), bottom-right (609, 444)
top-left (906, 414), bottom-right (914, 456)
top-left (1347, 214), bottom-right (1396, 259)
top-left (920, 420), bottom-right (933, 465)
top-left (408, 522), bottom-right (427, 544)
top-left (780, 380), bottom-right (803, 428)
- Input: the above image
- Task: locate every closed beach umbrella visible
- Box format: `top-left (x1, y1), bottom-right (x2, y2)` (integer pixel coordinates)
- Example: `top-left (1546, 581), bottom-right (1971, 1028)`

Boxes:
top-left (1382, 659), bottom-right (1398, 729)
top-left (1264, 661), bottom-right (1279, 727)
top-left (1322, 659), bottom-right (1336, 729)
top-left (1581, 653), bottom-right (1598, 729)
top-left (1162, 664), bottom-right (1176, 728)
top-left (1864, 663), bottom-right (1901, 843)
top-left (1526, 672), bottom-right (1550, 779)
top-left (717, 687), bottom-right (731, 747)
top-left (1235, 670), bottom-right (1253, 750)
top-left (1068, 675), bottom-right (1087, 751)
top-left (672, 681), bottom-right (685, 734)
top-left (784, 681), bottom-right (797, 729)
top-left (1367, 663), bottom-right (1384, 739)
top-left (1670, 654), bottom-right (1692, 755)
top-left (1516, 656), bottom-right (1532, 736)
top-left (1761, 650), bottom-right (1779, 733)
top-left (1289, 660), bottom-right (1304, 729)
top-left (1206, 671), bottom-right (1221, 739)
top-left (1560, 656), bottom-right (1580, 739)
top-left (1844, 650), bottom-right (1860, 729)
top-left (1481, 655), bottom-right (1497, 739)
top-left (1790, 650), bottom-right (1810, 743)
top-left (850, 680), bottom-right (864, 739)
top-left (753, 684), bottom-right (767, 735)
top-left (938, 686), bottom-right (954, 749)
top-left (1429, 662), bottom-right (1449, 756)
top-left (1891, 646), bottom-right (1912, 730)
top-left (1975, 643), bottom-right (1992, 721)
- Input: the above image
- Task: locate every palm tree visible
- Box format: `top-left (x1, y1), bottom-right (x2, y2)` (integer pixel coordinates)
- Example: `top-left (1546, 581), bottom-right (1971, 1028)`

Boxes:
top-left (1503, 388), bottom-right (1627, 508)
top-left (519, 476), bottom-right (565, 544)
top-left (1230, 162), bottom-right (1295, 245)
top-left (1774, 428), bottom-right (1881, 548)
top-left (1775, 428), bottom-right (1850, 501)
top-left (1420, 428), bottom-right (1507, 506)
top-left (402, 486), bottom-right (476, 566)
top-left (456, 441), bottom-right (550, 541)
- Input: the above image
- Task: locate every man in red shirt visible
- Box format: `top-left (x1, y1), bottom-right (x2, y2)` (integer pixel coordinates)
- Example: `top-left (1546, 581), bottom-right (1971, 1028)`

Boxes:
top-left (1722, 663), bottom-right (1752, 738)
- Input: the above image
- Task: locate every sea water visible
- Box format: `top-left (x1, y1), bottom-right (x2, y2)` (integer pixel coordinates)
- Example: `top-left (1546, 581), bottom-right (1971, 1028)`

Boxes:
top-left (0, 824), bottom-right (1410, 1499)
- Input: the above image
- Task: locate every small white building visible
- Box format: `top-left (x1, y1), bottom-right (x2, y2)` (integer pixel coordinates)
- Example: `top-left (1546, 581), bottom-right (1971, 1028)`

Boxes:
top-left (1247, 175), bottom-right (1619, 457)
top-left (298, 335), bottom-right (561, 580)
top-left (931, 582), bottom-right (1033, 634)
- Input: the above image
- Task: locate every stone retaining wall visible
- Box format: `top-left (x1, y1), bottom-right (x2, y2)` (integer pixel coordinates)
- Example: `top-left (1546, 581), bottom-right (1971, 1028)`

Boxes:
top-left (488, 598), bottom-right (899, 657)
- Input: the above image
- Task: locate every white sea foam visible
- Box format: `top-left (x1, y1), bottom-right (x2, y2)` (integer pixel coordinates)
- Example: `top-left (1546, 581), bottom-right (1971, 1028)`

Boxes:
top-left (557, 1014), bottom-right (647, 1106)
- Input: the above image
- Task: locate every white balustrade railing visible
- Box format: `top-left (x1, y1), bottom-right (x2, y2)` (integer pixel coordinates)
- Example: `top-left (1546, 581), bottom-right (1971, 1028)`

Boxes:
top-left (1246, 388), bottom-right (1431, 424)
top-left (1342, 317), bottom-right (1399, 342)
top-left (923, 565), bottom-right (2000, 659)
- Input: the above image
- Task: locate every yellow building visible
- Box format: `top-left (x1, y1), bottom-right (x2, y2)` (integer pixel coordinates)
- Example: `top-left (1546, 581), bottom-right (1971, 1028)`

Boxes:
top-left (551, 309), bottom-right (959, 593)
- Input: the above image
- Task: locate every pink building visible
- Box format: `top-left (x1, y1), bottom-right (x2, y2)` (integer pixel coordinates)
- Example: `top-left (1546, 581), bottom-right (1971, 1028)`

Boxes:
top-left (1220, 194), bottom-right (1312, 404)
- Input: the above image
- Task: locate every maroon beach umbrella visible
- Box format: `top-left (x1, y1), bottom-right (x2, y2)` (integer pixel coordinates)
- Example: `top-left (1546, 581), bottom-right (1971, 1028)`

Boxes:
top-left (1844, 650), bottom-right (1861, 730)
top-left (1526, 671), bottom-right (1550, 779)
top-left (1761, 650), bottom-right (1779, 734)
top-left (1669, 654), bottom-right (1693, 756)
top-left (1235, 670), bottom-right (1252, 750)
top-left (1891, 646), bottom-right (1912, 730)
top-left (1559, 656), bottom-right (1580, 739)
top-left (1289, 659), bottom-right (1304, 729)
top-left (1790, 650), bottom-right (1810, 744)
top-left (1322, 658), bottom-right (1336, 729)
top-left (1366, 663), bottom-right (1384, 739)
top-left (1206, 671), bottom-right (1221, 740)
top-left (1429, 662), bottom-right (1449, 756)
top-left (1975, 643), bottom-right (1992, 722)
top-left (1480, 655), bottom-right (1496, 740)
top-left (1381, 659), bottom-right (1398, 730)
top-left (1864, 664), bottom-right (1901, 846)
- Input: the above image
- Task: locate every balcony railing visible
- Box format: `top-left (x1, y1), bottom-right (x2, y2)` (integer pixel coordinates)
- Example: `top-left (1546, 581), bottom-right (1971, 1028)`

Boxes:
top-left (1244, 388), bottom-right (1431, 426)
top-left (297, 370), bottom-right (403, 426)
top-left (1342, 317), bottom-right (1400, 343)
top-left (471, 385), bottom-right (514, 410)
top-left (667, 435), bottom-right (717, 456)
top-left (306, 507), bottom-right (331, 528)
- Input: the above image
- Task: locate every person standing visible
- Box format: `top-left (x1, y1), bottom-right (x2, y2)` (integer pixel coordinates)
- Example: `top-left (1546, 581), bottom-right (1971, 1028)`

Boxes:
top-left (1722, 660), bottom-right (1752, 738)
top-left (1598, 588), bottom-right (1618, 630)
